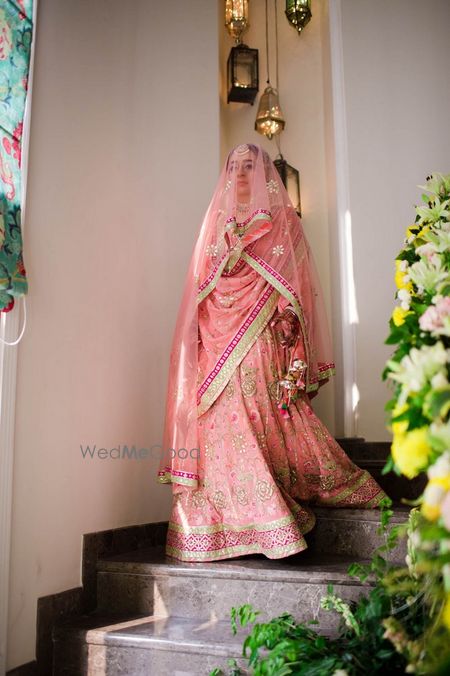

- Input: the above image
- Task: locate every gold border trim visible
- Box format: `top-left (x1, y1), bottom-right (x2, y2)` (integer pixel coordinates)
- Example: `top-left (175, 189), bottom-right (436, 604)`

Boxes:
top-left (166, 507), bottom-right (316, 561)
top-left (315, 470), bottom-right (384, 506)
top-left (197, 251), bottom-right (230, 304)
top-left (157, 471), bottom-right (198, 488)
top-left (241, 248), bottom-right (313, 387)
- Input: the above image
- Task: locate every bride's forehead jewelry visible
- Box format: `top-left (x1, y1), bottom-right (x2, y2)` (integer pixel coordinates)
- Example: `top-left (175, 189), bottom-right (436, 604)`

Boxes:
top-left (235, 143), bottom-right (249, 155)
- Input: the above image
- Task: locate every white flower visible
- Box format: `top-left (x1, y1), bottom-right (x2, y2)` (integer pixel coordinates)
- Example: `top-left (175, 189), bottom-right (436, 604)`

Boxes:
top-left (415, 243), bottom-right (440, 266)
top-left (399, 260), bottom-right (409, 272)
top-left (423, 481), bottom-right (446, 506)
top-left (397, 288), bottom-right (411, 310)
top-left (415, 196), bottom-right (449, 225)
top-left (423, 225), bottom-right (450, 253)
top-left (418, 173), bottom-right (450, 198)
top-left (428, 452), bottom-right (450, 479)
top-left (387, 342), bottom-right (449, 405)
top-left (431, 372), bottom-right (449, 389)
top-left (272, 244), bottom-right (284, 256)
top-left (408, 257), bottom-right (449, 294)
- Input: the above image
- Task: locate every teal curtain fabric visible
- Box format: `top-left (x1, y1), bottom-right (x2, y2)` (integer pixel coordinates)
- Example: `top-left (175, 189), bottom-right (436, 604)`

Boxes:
top-left (0, 0), bottom-right (33, 313)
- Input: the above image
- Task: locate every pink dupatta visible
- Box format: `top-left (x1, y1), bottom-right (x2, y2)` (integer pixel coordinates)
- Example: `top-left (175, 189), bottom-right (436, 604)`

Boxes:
top-left (157, 144), bottom-right (335, 491)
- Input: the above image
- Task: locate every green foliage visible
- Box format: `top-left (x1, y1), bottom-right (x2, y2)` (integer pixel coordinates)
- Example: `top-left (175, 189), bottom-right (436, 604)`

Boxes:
top-left (209, 501), bottom-right (423, 676)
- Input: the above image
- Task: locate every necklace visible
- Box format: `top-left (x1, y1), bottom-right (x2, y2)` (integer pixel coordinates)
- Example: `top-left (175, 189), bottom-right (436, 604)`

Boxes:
top-left (236, 202), bottom-right (250, 216)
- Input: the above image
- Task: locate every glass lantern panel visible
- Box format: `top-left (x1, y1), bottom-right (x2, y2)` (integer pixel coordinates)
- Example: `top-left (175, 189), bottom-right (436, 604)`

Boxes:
top-left (234, 53), bottom-right (255, 88)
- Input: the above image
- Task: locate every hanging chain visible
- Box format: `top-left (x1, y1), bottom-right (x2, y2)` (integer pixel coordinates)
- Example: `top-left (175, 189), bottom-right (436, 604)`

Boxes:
top-left (265, 0), bottom-right (270, 84)
top-left (275, 0), bottom-right (279, 92)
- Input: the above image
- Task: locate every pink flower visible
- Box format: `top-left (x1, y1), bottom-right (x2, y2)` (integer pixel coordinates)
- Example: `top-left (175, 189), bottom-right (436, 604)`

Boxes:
top-left (419, 297), bottom-right (450, 336)
top-left (441, 491), bottom-right (450, 530)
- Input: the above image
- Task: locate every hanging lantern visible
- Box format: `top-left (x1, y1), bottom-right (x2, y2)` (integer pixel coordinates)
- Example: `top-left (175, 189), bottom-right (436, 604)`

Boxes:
top-left (285, 0), bottom-right (312, 34)
top-left (254, 85), bottom-right (285, 139)
top-left (274, 156), bottom-right (301, 216)
top-left (225, 0), bottom-right (250, 44)
top-left (227, 44), bottom-right (259, 105)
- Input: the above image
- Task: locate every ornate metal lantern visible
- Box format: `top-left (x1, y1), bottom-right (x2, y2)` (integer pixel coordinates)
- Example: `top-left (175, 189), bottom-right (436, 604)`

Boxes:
top-left (274, 155), bottom-right (302, 216)
top-left (285, 0), bottom-right (312, 34)
top-left (227, 44), bottom-right (259, 105)
top-left (254, 85), bottom-right (285, 139)
top-left (225, 0), bottom-right (250, 43)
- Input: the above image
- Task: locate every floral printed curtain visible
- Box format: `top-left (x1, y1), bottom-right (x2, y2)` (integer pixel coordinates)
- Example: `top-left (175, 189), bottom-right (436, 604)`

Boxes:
top-left (0, 0), bottom-right (33, 313)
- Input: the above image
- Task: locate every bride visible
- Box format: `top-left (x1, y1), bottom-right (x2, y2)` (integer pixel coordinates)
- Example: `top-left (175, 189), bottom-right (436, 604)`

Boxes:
top-left (156, 143), bottom-right (387, 562)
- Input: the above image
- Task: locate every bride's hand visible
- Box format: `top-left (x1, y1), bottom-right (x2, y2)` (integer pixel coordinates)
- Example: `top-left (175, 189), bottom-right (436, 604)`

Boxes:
top-left (270, 309), bottom-right (300, 348)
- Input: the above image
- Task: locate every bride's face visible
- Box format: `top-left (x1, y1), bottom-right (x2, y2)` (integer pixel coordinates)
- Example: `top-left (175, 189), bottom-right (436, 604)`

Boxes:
top-left (227, 151), bottom-right (255, 201)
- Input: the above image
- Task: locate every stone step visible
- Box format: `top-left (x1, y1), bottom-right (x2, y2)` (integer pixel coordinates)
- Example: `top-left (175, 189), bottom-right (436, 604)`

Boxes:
top-left (53, 507), bottom-right (410, 674)
top-left (335, 438), bottom-right (426, 502)
top-left (335, 438), bottom-right (389, 462)
top-left (52, 612), bottom-right (250, 675)
top-left (96, 548), bottom-right (374, 634)
top-left (307, 505), bottom-right (408, 564)
top-left (94, 507), bottom-right (408, 625)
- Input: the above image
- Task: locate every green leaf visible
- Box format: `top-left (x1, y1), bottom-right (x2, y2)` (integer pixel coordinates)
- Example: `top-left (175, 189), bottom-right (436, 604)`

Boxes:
top-left (423, 387), bottom-right (450, 420)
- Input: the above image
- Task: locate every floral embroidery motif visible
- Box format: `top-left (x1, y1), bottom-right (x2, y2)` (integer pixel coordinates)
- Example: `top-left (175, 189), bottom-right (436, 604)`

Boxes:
top-left (232, 433), bottom-right (247, 453)
top-left (257, 431), bottom-right (268, 449)
top-left (266, 179), bottom-right (279, 193)
top-left (192, 490), bottom-right (207, 508)
top-left (206, 243), bottom-right (218, 257)
top-left (224, 379), bottom-right (235, 399)
top-left (272, 244), bottom-right (284, 256)
top-left (256, 479), bottom-right (275, 501)
top-left (240, 365), bottom-right (258, 397)
top-left (204, 440), bottom-right (214, 460)
top-left (234, 486), bottom-right (249, 506)
top-left (212, 490), bottom-right (227, 509)
top-left (223, 179), bottom-right (232, 193)
top-left (217, 291), bottom-right (237, 307)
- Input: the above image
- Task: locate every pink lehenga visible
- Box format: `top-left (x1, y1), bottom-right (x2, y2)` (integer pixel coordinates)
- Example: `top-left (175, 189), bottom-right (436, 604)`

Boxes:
top-left (156, 143), bottom-right (387, 562)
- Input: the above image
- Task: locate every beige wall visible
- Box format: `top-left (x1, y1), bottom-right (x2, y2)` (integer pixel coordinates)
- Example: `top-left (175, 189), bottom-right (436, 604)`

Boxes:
top-left (341, 0), bottom-right (450, 439)
top-left (7, 0), bottom-right (219, 669)
top-left (220, 0), bottom-right (336, 432)
top-left (8, 0), bottom-right (450, 669)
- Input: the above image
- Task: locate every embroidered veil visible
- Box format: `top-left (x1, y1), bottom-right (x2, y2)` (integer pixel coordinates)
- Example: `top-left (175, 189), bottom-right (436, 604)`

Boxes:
top-left (157, 143), bottom-right (335, 491)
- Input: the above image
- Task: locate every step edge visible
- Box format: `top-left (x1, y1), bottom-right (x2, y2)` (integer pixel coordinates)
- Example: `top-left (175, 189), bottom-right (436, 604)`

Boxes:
top-left (95, 564), bottom-right (376, 586)
top-left (52, 617), bottom-right (249, 657)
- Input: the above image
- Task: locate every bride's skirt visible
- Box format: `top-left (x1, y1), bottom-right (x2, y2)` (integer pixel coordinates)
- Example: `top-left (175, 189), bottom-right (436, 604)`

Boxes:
top-left (166, 323), bottom-right (388, 562)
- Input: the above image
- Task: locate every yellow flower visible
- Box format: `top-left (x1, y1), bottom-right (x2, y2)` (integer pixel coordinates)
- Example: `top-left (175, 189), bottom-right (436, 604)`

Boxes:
top-left (416, 224), bottom-right (431, 240)
top-left (431, 476), bottom-right (450, 491)
top-left (422, 503), bottom-right (441, 521)
top-left (394, 260), bottom-right (413, 291)
top-left (390, 403), bottom-right (409, 436)
top-left (405, 225), bottom-right (417, 238)
top-left (421, 476), bottom-right (450, 521)
top-left (442, 594), bottom-right (450, 630)
top-left (392, 306), bottom-right (410, 327)
top-left (391, 427), bottom-right (431, 479)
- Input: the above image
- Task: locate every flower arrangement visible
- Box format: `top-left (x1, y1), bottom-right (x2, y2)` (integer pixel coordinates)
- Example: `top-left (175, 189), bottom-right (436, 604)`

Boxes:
top-left (383, 172), bottom-right (450, 670)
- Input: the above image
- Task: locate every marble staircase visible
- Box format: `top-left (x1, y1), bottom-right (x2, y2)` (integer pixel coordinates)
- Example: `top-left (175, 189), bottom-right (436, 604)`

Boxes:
top-left (52, 500), bottom-right (411, 675)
